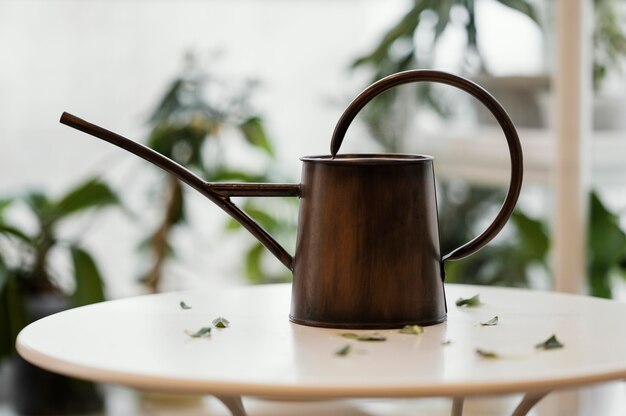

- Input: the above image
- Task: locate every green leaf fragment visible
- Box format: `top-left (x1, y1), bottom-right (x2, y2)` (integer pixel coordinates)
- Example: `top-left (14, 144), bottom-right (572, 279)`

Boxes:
top-left (186, 327), bottom-right (211, 338)
top-left (480, 316), bottom-right (499, 326)
top-left (399, 324), bottom-right (424, 335)
top-left (179, 301), bottom-right (191, 310)
top-left (335, 344), bottom-right (352, 357)
top-left (53, 179), bottom-right (119, 220)
top-left (239, 116), bottom-right (274, 156)
top-left (442, 340), bottom-right (452, 346)
top-left (456, 294), bottom-right (481, 307)
top-left (341, 332), bottom-right (386, 342)
top-left (535, 334), bottom-right (564, 350)
top-left (212, 317), bottom-right (230, 328)
top-left (70, 246), bottom-right (106, 307)
top-left (476, 349), bottom-right (499, 359)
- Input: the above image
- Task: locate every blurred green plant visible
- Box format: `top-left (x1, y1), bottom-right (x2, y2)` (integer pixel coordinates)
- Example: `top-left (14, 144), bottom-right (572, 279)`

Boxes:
top-left (0, 179), bottom-right (117, 361)
top-left (353, 0), bottom-right (626, 148)
top-left (140, 55), bottom-right (294, 291)
top-left (441, 184), bottom-right (626, 298)
top-left (593, 0), bottom-right (626, 88)
top-left (353, 0), bottom-right (538, 76)
top-left (351, 0), bottom-right (539, 150)
top-left (437, 182), bottom-right (549, 287)
top-left (588, 191), bottom-right (626, 298)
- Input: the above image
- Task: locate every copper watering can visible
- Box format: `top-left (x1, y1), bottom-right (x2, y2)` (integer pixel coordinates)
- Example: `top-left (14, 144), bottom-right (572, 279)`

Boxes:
top-left (60, 70), bottom-right (523, 329)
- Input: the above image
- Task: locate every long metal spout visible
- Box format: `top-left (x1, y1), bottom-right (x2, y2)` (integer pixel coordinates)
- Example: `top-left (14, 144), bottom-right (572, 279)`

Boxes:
top-left (60, 112), bottom-right (297, 271)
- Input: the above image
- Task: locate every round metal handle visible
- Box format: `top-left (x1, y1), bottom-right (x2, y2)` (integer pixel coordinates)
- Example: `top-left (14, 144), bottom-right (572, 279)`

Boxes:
top-left (330, 69), bottom-right (523, 262)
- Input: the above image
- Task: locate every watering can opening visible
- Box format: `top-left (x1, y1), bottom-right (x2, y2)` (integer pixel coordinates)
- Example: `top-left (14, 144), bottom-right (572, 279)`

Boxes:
top-left (301, 154), bottom-right (434, 164)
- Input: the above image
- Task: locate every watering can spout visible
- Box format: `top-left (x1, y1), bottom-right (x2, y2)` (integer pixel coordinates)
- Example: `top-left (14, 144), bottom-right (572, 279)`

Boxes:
top-left (59, 112), bottom-right (298, 271)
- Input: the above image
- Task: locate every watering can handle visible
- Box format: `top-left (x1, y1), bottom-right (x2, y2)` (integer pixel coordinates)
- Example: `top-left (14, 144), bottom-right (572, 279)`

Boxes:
top-left (330, 70), bottom-right (523, 262)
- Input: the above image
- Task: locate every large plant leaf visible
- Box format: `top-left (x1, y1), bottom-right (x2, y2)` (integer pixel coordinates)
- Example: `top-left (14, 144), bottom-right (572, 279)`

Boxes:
top-left (0, 196), bottom-right (30, 243)
top-left (433, 0), bottom-right (454, 40)
top-left (0, 223), bottom-right (31, 244)
top-left (588, 191), bottom-right (626, 298)
top-left (0, 259), bottom-right (7, 299)
top-left (589, 262), bottom-right (613, 299)
top-left (244, 242), bottom-right (265, 284)
top-left (464, 0), bottom-right (481, 64)
top-left (168, 180), bottom-right (185, 225)
top-left (225, 198), bottom-right (296, 284)
top-left (496, 0), bottom-right (540, 25)
top-left (0, 199), bottom-right (12, 214)
top-left (588, 192), bottom-right (626, 265)
top-left (52, 179), bottom-right (118, 222)
top-left (238, 117), bottom-right (274, 156)
top-left (511, 210), bottom-right (549, 262)
top-left (243, 241), bottom-right (291, 284)
top-left (70, 246), bottom-right (106, 307)
top-left (0, 269), bottom-right (27, 361)
top-left (25, 191), bottom-right (50, 214)
top-left (147, 123), bottom-right (210, 168)
top-left (149, 78), bottom-right (184, 124)
top-left (0, 262), bottom-right (12, 360)
top-left (352, 1), bottom-right (424, 68)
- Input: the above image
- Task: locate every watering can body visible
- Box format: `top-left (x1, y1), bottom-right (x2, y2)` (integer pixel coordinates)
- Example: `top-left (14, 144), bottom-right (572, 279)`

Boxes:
top-left (292, 155), bottom-right (445, 328)
top-left (60, 70), bottom-right (523, 329)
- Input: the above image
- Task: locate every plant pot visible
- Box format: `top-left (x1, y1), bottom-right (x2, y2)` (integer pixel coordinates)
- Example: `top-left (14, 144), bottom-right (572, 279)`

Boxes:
top-left (10, 293), bottom-right (103, 415)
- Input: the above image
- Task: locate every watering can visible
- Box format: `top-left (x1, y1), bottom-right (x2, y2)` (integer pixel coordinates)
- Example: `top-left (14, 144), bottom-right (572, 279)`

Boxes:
top-left (60, 70), bottom-right (523, 329)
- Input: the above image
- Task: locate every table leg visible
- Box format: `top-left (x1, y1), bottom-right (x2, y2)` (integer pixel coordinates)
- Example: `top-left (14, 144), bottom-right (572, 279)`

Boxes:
top-left (215, 395), bottom-right (248, 416)
top-left (451, 397), bottom-right (464, 416)
top-left (511, 391), bottom-right (550, 416)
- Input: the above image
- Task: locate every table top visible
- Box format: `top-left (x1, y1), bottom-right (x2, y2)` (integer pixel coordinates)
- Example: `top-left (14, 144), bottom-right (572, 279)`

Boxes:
top-left (16, 283), bottom-right (626, 399)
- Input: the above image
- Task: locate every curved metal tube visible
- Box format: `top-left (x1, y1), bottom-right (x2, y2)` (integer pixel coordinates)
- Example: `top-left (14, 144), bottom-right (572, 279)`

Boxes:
top-left (60, 112), bottom-right (297, 271)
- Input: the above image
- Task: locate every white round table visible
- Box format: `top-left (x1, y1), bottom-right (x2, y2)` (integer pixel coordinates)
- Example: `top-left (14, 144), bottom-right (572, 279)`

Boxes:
top-left (16, 284), bottom-right (626, 416)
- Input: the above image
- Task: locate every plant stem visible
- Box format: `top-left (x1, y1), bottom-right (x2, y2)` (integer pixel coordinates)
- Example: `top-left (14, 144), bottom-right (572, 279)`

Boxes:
top-left (143, 177), bottom-right (182, 293)
top-left (28, 224), bottom-right (57, 293)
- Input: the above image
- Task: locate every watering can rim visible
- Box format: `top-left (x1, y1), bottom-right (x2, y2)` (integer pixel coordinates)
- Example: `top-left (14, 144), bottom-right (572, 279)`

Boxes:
top-left (300, 153), bottom-right (434, 164)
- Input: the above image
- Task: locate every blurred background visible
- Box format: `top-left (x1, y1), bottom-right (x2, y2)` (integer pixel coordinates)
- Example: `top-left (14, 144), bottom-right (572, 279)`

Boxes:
top-left (0, 0), bottom-right (625, 415)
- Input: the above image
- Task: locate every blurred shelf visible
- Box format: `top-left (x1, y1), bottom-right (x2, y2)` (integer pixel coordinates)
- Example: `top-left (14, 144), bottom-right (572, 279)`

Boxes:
top-left (410, 127), bottom-right (626, 187)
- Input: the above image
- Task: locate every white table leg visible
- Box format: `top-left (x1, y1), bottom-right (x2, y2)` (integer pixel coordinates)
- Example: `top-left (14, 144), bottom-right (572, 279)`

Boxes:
top-left (451, 397), bottom-right (464, 416)
top-left (511, 391), bottom-right (550, 416)
top-left (215, 395), bottom-right (248, 416)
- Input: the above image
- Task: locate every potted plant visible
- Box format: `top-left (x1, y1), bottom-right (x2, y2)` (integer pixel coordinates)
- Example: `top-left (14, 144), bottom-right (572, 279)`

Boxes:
top-left (138, 54), bottom-right (294, 292)
top-left (352, 0), bottom-right (626, 132)
top-left (434, 183), bottom-right (549, 288)
top-left (0, 178), bottom-right (117, 414)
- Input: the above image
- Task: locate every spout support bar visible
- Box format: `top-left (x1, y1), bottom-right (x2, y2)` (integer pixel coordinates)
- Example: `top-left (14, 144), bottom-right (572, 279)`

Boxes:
top-left (210, 183), bottom-right (300, 197)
